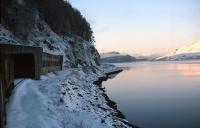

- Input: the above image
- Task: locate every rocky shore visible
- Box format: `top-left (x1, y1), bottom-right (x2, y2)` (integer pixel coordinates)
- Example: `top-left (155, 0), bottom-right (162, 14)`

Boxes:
top-left (94, 66), bottom-right (139, 128)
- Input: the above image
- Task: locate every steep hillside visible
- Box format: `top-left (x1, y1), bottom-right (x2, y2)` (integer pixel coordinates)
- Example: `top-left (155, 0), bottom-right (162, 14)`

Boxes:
top-left (0, 0), bottom-right (100, 67)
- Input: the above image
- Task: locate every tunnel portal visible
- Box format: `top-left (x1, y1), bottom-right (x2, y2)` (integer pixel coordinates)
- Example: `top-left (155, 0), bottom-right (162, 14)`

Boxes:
top-left (12, 53), bottom-right (35, 79)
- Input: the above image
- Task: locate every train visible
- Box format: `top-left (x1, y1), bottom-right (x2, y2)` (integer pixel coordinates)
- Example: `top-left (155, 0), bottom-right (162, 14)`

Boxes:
top-left (0, 44), bottom-right (63, 128)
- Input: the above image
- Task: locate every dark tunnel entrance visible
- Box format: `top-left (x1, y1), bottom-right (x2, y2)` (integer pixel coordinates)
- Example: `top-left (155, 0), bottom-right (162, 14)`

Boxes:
top-left (12, 53), bottom-right (35, 79)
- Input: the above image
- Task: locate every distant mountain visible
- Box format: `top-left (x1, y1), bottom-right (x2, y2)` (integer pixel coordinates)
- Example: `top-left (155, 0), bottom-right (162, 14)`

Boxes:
top-left (174, 41), bottom-right (200, 54)
top-left (101, 52), bottom-right (121, 58)
top-left (134, 54), bottom-right (161, 61)
top-left (156, 41), bottom-right (200, 61)
top-left (101, 52), bottom-right (137, 63)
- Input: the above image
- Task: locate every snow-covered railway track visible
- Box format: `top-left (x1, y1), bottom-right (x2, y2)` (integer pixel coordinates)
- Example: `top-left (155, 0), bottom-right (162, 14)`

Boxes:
top-left (13, 79), bottom-right (25, 91)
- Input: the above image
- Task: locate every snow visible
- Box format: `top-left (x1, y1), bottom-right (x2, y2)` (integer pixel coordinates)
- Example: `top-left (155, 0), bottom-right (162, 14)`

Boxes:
top-left (0, 25), bottom-right (21, 45)
top-left (155, 41), bottom-right (200, 61)
top-left (174, 41), bottom-right (200, 54)
top-left (166, 52), bottom-right (200, 61)
top-left (6, 66), bottom-right (131, 128)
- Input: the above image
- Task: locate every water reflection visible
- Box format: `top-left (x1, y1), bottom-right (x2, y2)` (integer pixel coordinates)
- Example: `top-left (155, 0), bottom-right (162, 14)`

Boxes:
top-left (168, 63), bottom-right (200, 78)
top-left (103, 61), bottom-right (200, 128)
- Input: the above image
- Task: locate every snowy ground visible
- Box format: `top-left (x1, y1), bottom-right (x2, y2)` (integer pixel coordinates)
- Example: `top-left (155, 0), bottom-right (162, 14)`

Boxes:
top-left (6, 65), bottom-right (133, 128)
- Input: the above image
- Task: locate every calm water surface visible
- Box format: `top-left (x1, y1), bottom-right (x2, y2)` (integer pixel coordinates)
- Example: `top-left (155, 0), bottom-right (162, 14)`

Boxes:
top-left (103, 61), bottom-right (200, 128)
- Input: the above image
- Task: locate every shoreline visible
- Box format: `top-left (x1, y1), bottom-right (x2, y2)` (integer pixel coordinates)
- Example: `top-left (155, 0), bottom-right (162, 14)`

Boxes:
top-left (94, 69), bottom-right (139, 128)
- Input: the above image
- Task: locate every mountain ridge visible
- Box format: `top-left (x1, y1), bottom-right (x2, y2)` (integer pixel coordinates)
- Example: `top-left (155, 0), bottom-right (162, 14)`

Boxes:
top-left (156, 41), bottom-right (200, 61)
top-left (174, 41), bottom-right (200, 54)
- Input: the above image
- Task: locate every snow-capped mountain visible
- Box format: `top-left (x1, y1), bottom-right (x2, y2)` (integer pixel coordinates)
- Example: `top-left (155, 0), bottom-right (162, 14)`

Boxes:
top-left (101, 52), bottom-right (136, 63)
top-left (134, 54), bottom-right (161, 61)
top-left (156, 41), bottom-right (200, 61)
top-left (174, 41), bottom-right (200, 54)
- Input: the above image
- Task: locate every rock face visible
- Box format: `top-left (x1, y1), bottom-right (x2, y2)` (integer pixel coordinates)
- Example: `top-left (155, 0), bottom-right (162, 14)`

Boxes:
top-left (0, 0), bottom-right (100, 67)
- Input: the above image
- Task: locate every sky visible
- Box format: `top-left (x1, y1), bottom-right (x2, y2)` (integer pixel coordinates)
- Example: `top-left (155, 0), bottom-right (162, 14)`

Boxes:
top-left (68, 0), bottom-right (200, 55)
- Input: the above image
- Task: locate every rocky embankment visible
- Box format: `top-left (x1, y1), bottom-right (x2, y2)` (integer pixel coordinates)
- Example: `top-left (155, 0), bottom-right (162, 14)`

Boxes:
top-left (94, 68), bottom-right (139, 128)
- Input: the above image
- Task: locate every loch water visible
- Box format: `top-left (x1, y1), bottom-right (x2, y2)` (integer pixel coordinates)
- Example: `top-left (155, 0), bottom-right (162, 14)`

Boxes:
top-left (102, 61), bottom-right (200, 128)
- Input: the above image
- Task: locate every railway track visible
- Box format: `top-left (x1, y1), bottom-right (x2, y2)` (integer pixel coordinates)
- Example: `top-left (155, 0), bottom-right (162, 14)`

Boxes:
top-left (13, 79), bottom-right (25, 93)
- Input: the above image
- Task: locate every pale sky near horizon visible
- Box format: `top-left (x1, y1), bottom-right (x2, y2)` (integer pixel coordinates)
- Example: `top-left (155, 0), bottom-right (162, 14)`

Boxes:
top-left (68, 0), bottom-right (200, 55)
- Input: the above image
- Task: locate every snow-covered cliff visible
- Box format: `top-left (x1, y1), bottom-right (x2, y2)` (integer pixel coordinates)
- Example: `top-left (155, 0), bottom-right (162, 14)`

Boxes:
top-left (0, 22), bottom-right (100, 68)
top-left (0, 0), bottom-right (100, 67)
